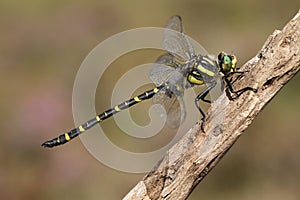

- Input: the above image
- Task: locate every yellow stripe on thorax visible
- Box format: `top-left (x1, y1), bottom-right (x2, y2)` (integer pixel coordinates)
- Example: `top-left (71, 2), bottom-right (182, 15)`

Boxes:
top-left (203, 56), bottom-right (215, 66)
top-left (188, 75), bottom-right (204, 85)
top-left (197, 64), bottom-right (215, 77)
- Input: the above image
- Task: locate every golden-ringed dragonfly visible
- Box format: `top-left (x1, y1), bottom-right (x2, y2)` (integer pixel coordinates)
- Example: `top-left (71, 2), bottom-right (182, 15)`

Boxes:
top-left (42, 15), bottom-right (256, 148)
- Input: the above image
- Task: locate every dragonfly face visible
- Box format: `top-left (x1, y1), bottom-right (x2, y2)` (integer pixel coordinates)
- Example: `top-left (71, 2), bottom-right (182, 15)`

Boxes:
top-left (218, 52), bottom-right (237, 76)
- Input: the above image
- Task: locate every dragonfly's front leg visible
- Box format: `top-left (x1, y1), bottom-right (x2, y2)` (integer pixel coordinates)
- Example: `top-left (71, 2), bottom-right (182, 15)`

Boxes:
top-left (224, 76), bottom-right (257, 100)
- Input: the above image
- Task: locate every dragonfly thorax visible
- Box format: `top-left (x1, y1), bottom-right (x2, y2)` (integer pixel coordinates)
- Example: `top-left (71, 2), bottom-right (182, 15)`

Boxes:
top-left (187, 55), bottom-right (219, 85)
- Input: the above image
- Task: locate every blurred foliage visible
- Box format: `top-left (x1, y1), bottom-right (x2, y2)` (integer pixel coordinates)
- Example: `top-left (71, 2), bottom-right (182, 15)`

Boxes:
top-left (0, 0), bottom-right (299, 199)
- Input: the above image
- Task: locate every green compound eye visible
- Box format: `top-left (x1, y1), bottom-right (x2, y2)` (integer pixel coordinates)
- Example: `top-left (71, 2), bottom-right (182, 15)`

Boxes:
top-left (224, 55), bottom-right (232, 67)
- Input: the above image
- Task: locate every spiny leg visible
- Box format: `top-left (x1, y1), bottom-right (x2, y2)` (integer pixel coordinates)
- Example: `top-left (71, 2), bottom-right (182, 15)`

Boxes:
top-left (194, 81), bottom-right (217, 131)
top-left (42, 85), bottom-right (164, 148)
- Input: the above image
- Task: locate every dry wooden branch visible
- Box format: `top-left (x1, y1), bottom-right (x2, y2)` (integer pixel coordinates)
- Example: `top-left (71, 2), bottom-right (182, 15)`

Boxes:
top-left (124, 10), bottom-right (300, 200)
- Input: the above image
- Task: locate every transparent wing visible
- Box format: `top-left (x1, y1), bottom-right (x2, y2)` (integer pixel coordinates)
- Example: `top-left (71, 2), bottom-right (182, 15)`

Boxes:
top-left (163, 15), bottom-right (195, 61)
top-left (150, 53), bottom-right (177, 86)
top-left (150, 16), bottom-right (211, 128)
top-left (153, 89), bottom-right (186, 128)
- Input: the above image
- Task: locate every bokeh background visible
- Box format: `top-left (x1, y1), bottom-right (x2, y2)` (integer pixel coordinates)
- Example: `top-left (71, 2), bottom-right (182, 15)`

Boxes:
top-left (1, 0), bottom-right (299, 199)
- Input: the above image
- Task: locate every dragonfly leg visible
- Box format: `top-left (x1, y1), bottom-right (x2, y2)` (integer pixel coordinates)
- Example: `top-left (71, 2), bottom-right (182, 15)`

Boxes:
top-left (195, 81), bottom-right (217, 131)
top-left (199, 89), bottom-right (212, 103)
top-left (224, 77), bottom-right (257, 100)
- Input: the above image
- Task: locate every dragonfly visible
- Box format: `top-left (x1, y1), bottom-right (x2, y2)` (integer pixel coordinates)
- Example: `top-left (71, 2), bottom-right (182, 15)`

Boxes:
top-left (42, 15), bottom-right (256, 148)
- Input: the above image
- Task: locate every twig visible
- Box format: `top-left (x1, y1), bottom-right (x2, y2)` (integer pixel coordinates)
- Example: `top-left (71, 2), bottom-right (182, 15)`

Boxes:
top-left (123, 10), bottom-right (300, 200)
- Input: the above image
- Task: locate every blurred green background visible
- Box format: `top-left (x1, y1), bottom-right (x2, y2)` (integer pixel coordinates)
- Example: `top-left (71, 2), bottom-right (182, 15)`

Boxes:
top-left (0, 0), bottom-right (299, 199)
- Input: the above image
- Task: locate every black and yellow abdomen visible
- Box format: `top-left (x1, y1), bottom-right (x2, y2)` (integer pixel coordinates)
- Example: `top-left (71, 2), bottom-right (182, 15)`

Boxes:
top-left (41, 85), bottom-right (163, 148)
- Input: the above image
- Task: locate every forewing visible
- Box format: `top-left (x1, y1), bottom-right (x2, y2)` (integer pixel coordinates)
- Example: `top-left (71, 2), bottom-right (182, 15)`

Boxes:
top-left (163, 15), bottom-right (195, 61)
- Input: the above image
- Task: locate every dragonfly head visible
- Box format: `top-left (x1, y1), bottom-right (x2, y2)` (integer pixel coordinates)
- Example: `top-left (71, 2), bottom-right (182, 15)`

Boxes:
top-left (218, 52), bottom-right (237, 76)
